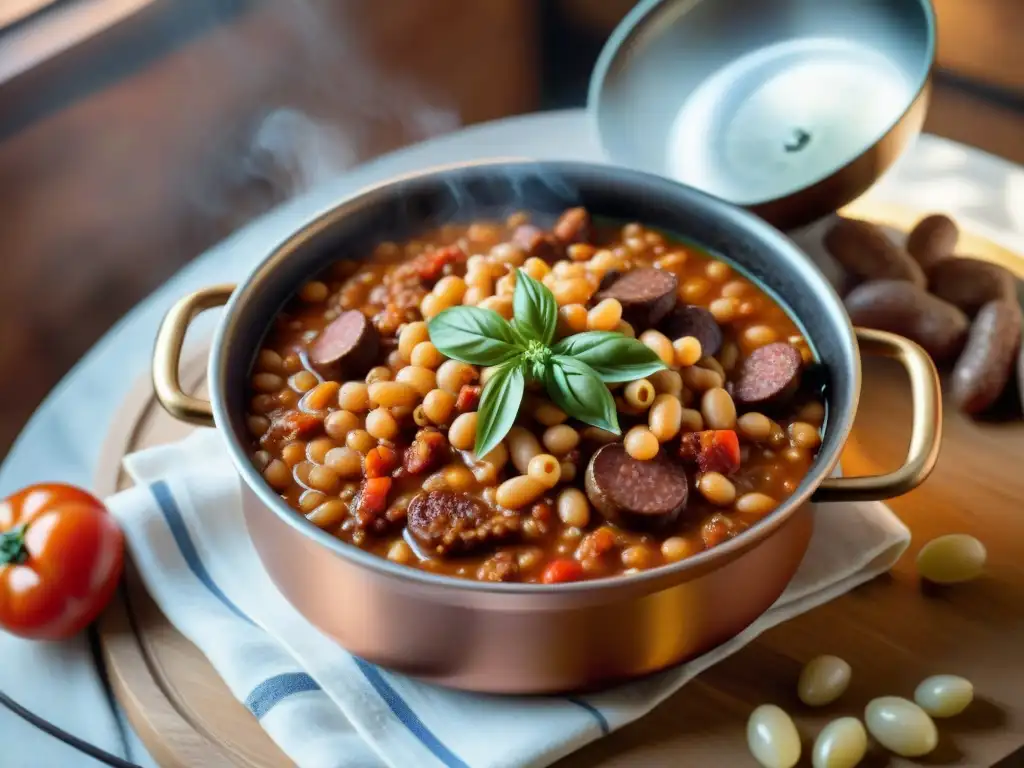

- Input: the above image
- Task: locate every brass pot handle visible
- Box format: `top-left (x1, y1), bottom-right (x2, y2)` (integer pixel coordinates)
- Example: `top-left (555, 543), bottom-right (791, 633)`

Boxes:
top-left (152, 284), bottom-right (235, 427)
top-left (813, 327), bottom-right (941, 503)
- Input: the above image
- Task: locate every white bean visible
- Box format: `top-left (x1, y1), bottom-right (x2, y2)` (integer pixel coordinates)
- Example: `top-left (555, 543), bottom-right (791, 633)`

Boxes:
top-left (864, 696), bottom-right (937, 757)
top-left (916, 533), bottom-right (986, 584)
top-left (798, 655), bottom-right (851, 707)
top-left (747, 704), bottom-right (800, 768)
top-left (812, 717), bottom-right (867, 768)
top-left (914, 675), bottom-right (973, 717)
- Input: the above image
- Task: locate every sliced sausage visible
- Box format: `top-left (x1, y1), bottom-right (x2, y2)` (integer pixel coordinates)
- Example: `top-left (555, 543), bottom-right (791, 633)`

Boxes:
top-left (927, 257), bottom-right (1017, 315)
top-left (406, 491), bottom-right (518, 556)
top-left (824, 217), bottom-right (926, 287)
top-left (951, 299), bottom-right (1022, 415)
top-left (553, 207), bottom-right (592, 245)
top-left (661, 304), bottom-right (723, 356)
top-left (844, 280), bottom-right (969, 363)
top-left (584, 443), bottom-right (688, 531)
top-left (595, 267), bottom-right (678, 329)
top-left (512, 224), bottom-right (559, 262)
top-left (309, 310), bottom-right (379, 377)
top-left (906, 214), bottom-right (958, 270)
top-left (733, 343), bottom-right (803, 409)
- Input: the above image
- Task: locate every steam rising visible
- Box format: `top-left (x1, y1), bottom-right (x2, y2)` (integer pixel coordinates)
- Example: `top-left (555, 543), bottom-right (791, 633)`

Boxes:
top-left (190, 0), bottom-right (462, 213)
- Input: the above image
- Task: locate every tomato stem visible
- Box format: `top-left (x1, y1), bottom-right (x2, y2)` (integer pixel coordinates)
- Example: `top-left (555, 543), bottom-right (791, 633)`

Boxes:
top-left (0, 524), bottom-right (28, 566)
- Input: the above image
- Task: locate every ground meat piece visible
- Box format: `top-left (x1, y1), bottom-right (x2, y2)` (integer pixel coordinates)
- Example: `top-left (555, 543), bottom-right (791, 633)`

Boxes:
top-left (512, 224), bottom-right (559, 262)
top-left (701, 514), bottom-right (734, 548)
top-left (553, 207), bottom-right (592, 245)
top-left (476, 551), bottom-right (520, 582)
top-left (403, 429), bottom-right (450, 475)
top-left (406, 491), bottom-right (519, 556)
top-left (679, 430), bottom-right (741, 475)
top-left (413, 244), bottom-right (465, 283)
top-left (262, 411), bottom-right (321, 447)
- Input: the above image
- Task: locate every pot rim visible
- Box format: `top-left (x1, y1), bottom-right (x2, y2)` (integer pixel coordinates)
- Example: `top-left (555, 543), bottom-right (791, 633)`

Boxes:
top-left (208, 158), bottom-right (859, 596)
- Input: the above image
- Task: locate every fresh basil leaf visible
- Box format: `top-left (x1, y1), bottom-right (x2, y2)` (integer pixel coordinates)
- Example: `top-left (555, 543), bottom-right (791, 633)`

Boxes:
top-left (545, 355), bottom-right (620, 434)
top-left (474, 360), bottom-right (525, 458)
top-left (512, 268), bottom-right (558, 345)
top-left (550, 331), bottom-right (667, 383)
top-left (428, 306), bottom-right (524, 366)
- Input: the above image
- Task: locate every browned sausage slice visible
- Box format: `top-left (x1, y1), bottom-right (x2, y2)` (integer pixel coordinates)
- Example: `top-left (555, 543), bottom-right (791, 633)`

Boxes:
top-left (595, 267), bottom-right (678, 329)
top-left (309, 310), bottom-right (379, 377)
top-left (584, 443), bottom-right (688, 531)
top-left (406, 491), bottom-right (518, 556)
top-left (733, 343), bottom-right (803, 409)
top-left (553, 207), bottom-right (592, 245)
top-left (661, 304), bottom-right (723, 356)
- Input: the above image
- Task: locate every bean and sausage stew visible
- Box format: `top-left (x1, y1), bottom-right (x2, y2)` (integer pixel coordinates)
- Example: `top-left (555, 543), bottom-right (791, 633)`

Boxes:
top-left (245, 208), bottom-right (826, 584)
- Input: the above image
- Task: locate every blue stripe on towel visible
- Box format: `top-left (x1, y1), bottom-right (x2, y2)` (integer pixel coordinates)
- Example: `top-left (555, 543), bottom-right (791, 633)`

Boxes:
top-left (149, 481), bottom-right (253, 625)
top-left (148, 480), bottom-right (470, 766)
top-left (352, 658), bottom-right (471, 768)
top-left (567, 697), bottom-right (610, 735)
top-left (246, 672), bottom-right (322, 718)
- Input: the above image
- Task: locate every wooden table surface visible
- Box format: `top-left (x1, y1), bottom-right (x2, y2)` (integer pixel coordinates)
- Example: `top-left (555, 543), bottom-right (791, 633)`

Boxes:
top-left (95, 203), bottom-right (1024, 766)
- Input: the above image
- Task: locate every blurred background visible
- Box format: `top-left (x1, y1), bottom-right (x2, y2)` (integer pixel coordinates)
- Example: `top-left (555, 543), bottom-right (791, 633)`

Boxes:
top-left (1, 0), bottom-right (1022, 461)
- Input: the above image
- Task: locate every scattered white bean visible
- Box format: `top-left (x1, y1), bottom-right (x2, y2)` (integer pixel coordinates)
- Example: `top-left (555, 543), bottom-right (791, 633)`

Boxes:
top-left (916, 533), bottom-right (986, 584)
top-left (864, 696), bottom-right (937, 757)
top-left (798, 655), bottom-right (852, 707)
top-left (914, 675), bottom-right (974, 718)
top-left (811, 717), bottom-right (867, 768)
top-left (747, 704), bottom-right (801, 768)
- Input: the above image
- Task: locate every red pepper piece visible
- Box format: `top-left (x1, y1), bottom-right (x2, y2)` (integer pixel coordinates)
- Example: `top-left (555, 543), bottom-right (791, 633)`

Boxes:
top-left (414, 245), bottom-right (465, 282)
top-left (541, 558), bottom-right (585, 584)
top-left (455, 384), bottom-right (481, 413)
top-left (403, 429), bottom-right (449, 475)
top-left (365, 445), bottom-right (400, 479)
top-left (679, 430), bottom-right (741, 475)
top-left (356, 477), bottom-right (392, 526)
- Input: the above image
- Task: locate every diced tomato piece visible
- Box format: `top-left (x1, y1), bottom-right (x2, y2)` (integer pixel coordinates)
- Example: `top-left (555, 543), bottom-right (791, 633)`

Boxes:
top-left (403, 429), bottom-right (449, 475)
top-left (365, 445), bottom-right (400, 479)
top-left (679, 430), bottom-right (741, 475)
top-left (356, 477), bottom-right (392, 525)
top-left (455, 385), bottom-right (481, 413)
top-left (263, 411), bottom-right (321, 445)
top-left (414, 245), bottom-right (465, 282)
top-left (541, 558), bottom-right (585, 584)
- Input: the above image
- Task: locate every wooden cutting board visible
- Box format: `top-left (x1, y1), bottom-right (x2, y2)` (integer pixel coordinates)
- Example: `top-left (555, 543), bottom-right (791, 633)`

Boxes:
top-left (95, 201), bottom-right (1024, 767)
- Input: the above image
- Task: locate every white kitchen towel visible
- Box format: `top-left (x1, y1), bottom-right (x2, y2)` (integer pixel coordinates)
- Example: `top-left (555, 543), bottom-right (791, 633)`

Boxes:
top-left (106, 428), bottom-right (910, 768)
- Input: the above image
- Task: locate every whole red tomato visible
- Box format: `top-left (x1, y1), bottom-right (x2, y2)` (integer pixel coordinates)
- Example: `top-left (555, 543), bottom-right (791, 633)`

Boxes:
top-left (0, 483), bottom-right (124, 639)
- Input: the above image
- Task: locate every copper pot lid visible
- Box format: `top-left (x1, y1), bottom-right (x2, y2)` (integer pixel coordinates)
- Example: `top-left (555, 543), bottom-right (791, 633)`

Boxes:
top-left (588, 0), bottom-right (937, 230)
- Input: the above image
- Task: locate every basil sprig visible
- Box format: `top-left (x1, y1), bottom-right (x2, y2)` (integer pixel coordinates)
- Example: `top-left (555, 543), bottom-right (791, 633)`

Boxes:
top-left (427, 269), bottom-right (667, 457)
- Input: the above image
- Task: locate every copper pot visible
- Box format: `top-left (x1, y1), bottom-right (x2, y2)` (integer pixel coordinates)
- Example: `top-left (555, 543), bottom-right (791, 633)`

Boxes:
top-left (152, 160), bottom-right (940, 693)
